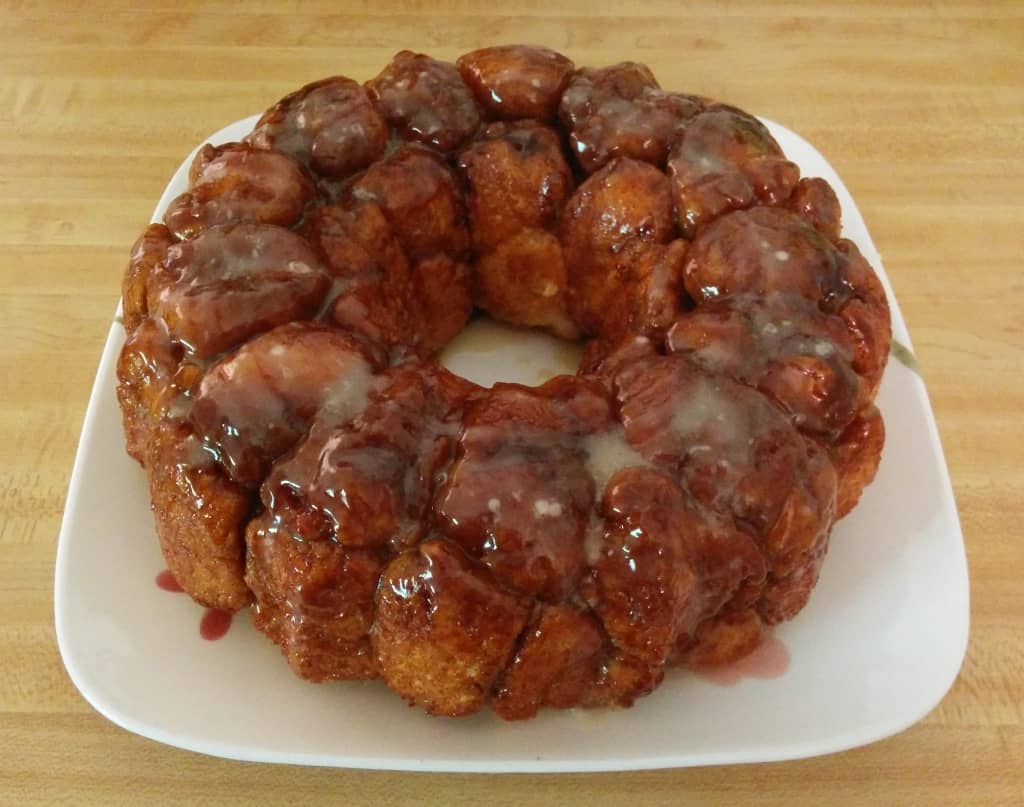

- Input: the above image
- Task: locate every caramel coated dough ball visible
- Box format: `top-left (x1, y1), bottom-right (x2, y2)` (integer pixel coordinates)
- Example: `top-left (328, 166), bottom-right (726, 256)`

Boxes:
top-left (366, 51), bottom-right (481, 153)
top-left (458, 45), bottom-right (575, 121)
top-left (164, 143), bottom-right (314, 239)
top-left (146, 223), bottom-right (330, 359)
top-left (249, 77), bottom-right (388, 179)
top-left (561, 157), bottom-right (675, 334)
top-left (457, 120), bottom-right (576, 336)
top-left (373, 539), bottom-right (530, 716)
top-left (669, 105), bottom-right (799, 237)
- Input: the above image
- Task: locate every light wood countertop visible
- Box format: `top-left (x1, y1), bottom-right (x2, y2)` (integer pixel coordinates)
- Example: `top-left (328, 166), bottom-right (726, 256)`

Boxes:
top-left (2, 2), bottom-right (1022, 803)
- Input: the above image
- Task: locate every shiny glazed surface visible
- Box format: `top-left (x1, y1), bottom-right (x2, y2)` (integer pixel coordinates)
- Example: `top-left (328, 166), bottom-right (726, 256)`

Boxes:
top-left (115, 45), bottom-right (891, 720)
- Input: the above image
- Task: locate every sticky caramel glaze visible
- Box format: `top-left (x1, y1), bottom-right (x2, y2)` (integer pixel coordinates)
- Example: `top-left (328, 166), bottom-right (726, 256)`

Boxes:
top-left (121, 223), bottom-right (175, 332)
top-left (560, 157), bottom-right (676, 335)
top-left (684, 206), bottom-right (843, 302)
top-left (163, 143), bottom-right (315, 240)
top-left (116, 317), bottom-right (181, 464)
top-left (337, 146), bottom-right (473, 353)
top-left (247, 77), bottom-right (388, 179)
top-left (301, 200), bottom-right (416, 351)
top-left (668, 105), bottom-right (800, 238)
top-left (559, 61), bottom-right (661, 128)
top-left (788, 176), bottom-right (842, 242)
top-left (189, 323), bottom-right (382, 487)
top-left (260, 362), bottom-right (477, 551)
top-left (830, 405), bottom-right (885, 519)
top-left (560, 62), bottom-right (704, 174)
top-left (571, 89), bottom-right (704, 174)
top-left (599, 342), bottom-right (837, 625)
top-left (146, 222), bottom-right (330, 359)
top-left (436, 376), bottom-right (612, 601)
top-left (365, 51), bottom-right (481, 154)
top-left (598, 239), bottom-right (689, 346)
top-left (583, 466), bottom-right (766, 703)
top-left (245, 512), bottom-right (386, 681)
top-left (350, 145), bottom-right (470, 262)
top-left (457, 45), bottom-right (575, 122)
top-left (666, 293), bottom-right (863, 439)
top-left (457, 121), bottom-right (572, 253)
top-left (303, 161), bottom-right (472, 356)
top-left (245, 362), bottom-right (479, 687)
top-left (682, 206), bottom-right (892, 399)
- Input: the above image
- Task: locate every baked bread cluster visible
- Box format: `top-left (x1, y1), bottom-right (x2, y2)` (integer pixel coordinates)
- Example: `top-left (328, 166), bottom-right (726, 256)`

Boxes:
top-left (117, 46), bottom-right (891, 720)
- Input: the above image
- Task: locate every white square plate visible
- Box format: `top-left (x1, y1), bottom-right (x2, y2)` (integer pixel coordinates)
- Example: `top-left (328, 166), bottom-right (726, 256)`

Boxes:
top-left (55, 115), bottom-right (969, 772)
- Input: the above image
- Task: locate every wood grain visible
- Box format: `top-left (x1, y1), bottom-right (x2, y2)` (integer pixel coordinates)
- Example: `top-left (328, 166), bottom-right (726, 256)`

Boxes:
top-left (1, 1), bottom-right (1022, 803)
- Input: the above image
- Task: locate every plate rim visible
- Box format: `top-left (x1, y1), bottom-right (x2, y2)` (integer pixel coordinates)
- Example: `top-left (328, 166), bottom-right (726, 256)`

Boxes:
top-left (54, 115), bottom-right (970, 773)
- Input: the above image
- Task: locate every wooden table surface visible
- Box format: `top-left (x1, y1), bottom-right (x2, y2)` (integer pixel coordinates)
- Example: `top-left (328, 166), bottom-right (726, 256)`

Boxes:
top-left (2, 1), bottom-right (1022, 803)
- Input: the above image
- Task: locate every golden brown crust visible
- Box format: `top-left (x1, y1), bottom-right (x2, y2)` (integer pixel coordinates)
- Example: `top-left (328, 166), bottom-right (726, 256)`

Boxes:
top-left (599, 239), bottom-right (689, 345)
top-left (409, 253), bottom-right (473, 354)
top-left (472, 230), bottom-right (578, 339)
top-left (121, 223), bottom-right (175, 333)
top-left (457, 120), bottom-right (577, 336)
top-left (116, 318), bottom-right (180, 464)
top-left (679, 608), bottom-right (765, 669)
top-left (458, 121), bottom-right (572, 252)
top-left (831, 405), bottom-right (885, 519)
top-left (146, 420), bottom-right (252, 611)
top-left (245, 514), bottom-right (384, 681)
top-left (493, 604), bottom-right (604, 720)
top-left (372, 539), bottom-right (530, 716)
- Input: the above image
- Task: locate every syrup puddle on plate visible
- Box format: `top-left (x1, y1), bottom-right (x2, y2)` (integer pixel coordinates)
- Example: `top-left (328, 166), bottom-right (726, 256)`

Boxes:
top-left (155, 569), bottom-right (184, 593)
top-left (697, 632), bottom-right (790, 686)
top-left (155, 569), bottom-right (233, 641)
top-left (198, 608), bottom-right (233, 641)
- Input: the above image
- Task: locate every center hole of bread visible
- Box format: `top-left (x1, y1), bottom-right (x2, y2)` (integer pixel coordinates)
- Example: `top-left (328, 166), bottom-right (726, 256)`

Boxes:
top-left (438, 315), bottom-right (584, 388)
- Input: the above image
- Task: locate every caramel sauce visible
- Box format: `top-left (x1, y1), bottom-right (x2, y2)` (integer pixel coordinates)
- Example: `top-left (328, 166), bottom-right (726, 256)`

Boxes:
top-left (155, 569), bottom-right (233, 641)
top-left (697, 632), bottom-right (790, 686)
top-left (199, 609), bottom-right (233, 641)
top-left (155, 569), bottom-right (183, 593)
